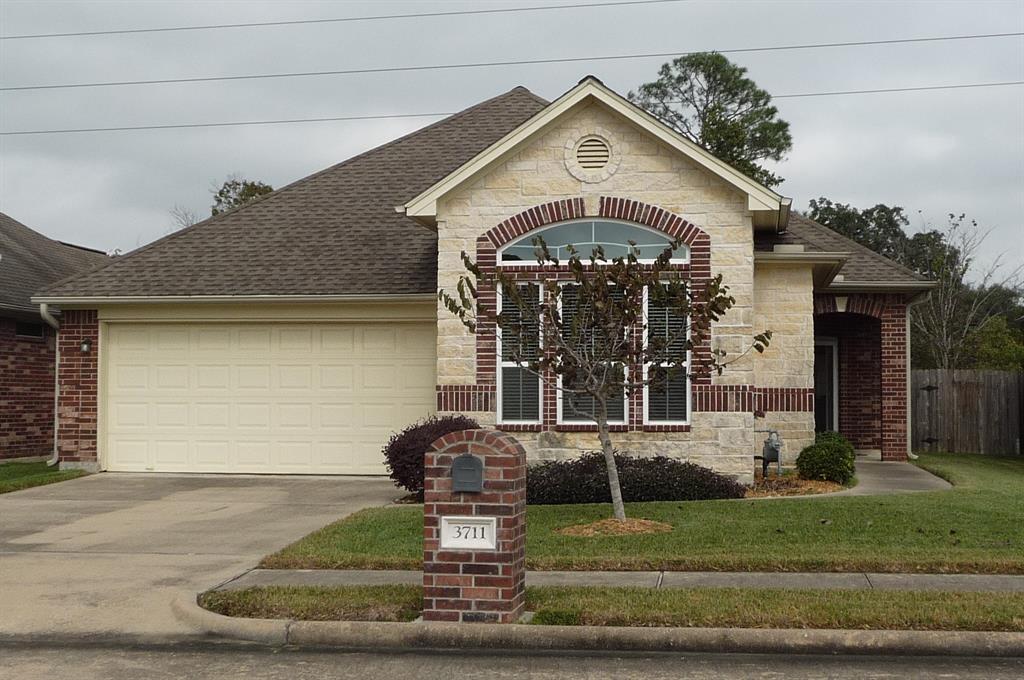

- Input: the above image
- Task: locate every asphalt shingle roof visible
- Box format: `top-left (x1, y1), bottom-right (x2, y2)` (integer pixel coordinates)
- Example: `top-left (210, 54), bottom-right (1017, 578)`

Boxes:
top-left (755, 213), bottom-right (930, 285)
top-left (39, 84), bottom-right (925, 299)
top-left (0, 212), bottom-right (108, 314)
top-left (40, 87), bottom-right (549, 299)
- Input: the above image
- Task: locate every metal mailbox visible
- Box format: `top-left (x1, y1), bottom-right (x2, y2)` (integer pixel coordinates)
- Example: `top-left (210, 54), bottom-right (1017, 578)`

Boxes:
top-left (451, 454), bottom-right (484, 493)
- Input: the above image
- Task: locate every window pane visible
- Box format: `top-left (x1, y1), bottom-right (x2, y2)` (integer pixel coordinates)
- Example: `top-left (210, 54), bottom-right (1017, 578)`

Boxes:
top-left (648, 288), bottom-right (688, 355)
top-left (501, 219), bottom-right (678, 262)
top-left (562, 370), bottom-right (626, 423)
top-left (501, 284), bottom-right (539, 361)
top-left (501, 367), bottom-right (540, 421)
top-left (648, 368), bottom-right (688, 422)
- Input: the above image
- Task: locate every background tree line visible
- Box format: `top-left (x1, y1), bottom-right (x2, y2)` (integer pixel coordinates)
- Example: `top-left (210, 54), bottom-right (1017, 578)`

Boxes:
top-left (630, 53), bottom-right (1023, 371)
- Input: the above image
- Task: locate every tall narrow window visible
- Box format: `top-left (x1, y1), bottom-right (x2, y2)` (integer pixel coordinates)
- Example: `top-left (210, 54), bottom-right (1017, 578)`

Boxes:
top-left (645, 285), bottom-right (689, 423)
top-left (498, 284), bottom-right (541, 423)
top-left (558, 284), bottom-right (627, 424)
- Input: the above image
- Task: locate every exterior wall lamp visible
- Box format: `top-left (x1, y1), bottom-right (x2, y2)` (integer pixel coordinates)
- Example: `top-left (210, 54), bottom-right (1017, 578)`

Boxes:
top-left (80, 338), bottom-right (92, 353)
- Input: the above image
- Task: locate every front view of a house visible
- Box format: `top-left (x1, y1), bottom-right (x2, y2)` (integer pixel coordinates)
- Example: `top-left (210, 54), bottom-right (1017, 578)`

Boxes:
top-left (35, 77), bottom-right (932, 482)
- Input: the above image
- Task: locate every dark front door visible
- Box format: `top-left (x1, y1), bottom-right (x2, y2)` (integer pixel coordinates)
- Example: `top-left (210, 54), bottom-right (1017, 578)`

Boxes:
top-left (814, 341), bottom-right (837, 432)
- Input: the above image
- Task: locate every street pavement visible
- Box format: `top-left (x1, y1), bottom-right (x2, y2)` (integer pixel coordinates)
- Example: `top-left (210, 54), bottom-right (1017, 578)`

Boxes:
top-left (1, 643), bottom-right (1022, 679)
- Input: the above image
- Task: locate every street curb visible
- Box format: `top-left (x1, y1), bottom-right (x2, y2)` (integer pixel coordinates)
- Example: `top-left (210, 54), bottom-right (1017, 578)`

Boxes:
top-left (172, 594), bottom-right (1024, 657)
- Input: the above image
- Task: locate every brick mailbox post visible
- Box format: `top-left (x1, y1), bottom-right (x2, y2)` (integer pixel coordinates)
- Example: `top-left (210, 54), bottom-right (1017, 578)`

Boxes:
top-left (422, 429), bottom-right (526, 623)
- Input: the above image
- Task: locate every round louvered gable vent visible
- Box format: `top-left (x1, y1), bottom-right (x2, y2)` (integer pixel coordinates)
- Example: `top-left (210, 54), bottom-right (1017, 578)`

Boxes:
top-left (575, 136), bottom-right (611, 170)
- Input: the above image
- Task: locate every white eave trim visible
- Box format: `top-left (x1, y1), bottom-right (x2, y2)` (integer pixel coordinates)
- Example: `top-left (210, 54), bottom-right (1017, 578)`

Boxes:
top-left (30, 293), bottom-right (437, 305)
top-left (753, 251), bottom-right (849, 265)
top-left (399, 77), bottom-right (785, 221)
top-left (825, 280), bottom-right (938, 292)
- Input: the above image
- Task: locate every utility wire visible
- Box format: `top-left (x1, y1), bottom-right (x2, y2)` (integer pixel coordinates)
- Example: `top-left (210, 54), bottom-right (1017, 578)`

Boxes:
top-left (2, 32), bottom-right (1021, 92)
top-left (0, 0), bottom-right (688, 40)
top-left (3, 80), bottom-right (1021, 136)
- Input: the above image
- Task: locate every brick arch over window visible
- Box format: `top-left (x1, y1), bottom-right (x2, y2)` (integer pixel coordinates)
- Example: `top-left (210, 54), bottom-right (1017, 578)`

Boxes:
top-left (464, 198), bottom-right (715, 427)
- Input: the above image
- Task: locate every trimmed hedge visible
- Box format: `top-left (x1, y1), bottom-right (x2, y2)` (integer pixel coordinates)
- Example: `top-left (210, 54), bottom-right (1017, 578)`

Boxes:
top-left (383, 415), bottom-right (479, 498)
top-left (526, 452), bottom-right (747, 505)
top-left (795, 431), bottom-right (856, 484)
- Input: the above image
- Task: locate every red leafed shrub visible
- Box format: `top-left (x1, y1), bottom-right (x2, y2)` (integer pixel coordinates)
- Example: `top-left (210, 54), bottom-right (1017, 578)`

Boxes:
top-left (382, 415), bottom-right (480, 498)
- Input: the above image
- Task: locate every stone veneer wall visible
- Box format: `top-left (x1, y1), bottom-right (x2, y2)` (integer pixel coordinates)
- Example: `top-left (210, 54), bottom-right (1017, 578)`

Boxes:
top-left (435, 101), bottom-right (762, 479)
top-left (0, 317), bottom-right (56, 459)
top-left (752, 264), bottom-right (816, 461)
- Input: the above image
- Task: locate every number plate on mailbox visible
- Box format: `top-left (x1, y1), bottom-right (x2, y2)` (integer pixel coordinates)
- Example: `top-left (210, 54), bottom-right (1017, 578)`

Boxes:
top-left (440, 516), bottom-right (497, 551)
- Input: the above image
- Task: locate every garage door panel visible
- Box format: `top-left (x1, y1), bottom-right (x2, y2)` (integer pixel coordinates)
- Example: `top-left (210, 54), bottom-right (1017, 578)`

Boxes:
top-left (105, 322), bottom-right (436, 474)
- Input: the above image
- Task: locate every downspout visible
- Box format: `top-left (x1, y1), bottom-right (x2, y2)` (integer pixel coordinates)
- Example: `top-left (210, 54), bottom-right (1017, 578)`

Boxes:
top-left (39, 304), bottom-right (61, 467)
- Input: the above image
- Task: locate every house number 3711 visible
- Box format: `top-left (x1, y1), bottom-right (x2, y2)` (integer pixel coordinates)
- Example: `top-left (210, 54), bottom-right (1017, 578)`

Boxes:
top-left (440, 516), bottom-right (498, 551)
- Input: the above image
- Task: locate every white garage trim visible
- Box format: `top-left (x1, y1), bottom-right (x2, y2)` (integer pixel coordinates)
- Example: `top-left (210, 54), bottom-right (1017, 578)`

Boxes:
top-left (100, 319), bottom-right (437, 475)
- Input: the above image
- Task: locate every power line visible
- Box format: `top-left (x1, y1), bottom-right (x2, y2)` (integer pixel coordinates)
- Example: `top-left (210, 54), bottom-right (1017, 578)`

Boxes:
top-left (3, 31), bottom-right (1021, 92)
top-left (772, 80), bottom-right (1024, 99)
top-left (3, 80), bottom-right (1021, 136)
top-left (0, 0), bottom-right (687, 40)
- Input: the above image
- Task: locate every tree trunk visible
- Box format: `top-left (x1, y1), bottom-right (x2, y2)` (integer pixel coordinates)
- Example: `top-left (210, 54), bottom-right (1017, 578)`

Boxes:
top-left (596, 399), bottom-right (627, 520)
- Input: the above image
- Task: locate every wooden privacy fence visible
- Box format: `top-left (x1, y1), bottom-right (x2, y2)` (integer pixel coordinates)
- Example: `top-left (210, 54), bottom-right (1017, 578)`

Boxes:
top-left (911, 370), bottom-right (1024, 455)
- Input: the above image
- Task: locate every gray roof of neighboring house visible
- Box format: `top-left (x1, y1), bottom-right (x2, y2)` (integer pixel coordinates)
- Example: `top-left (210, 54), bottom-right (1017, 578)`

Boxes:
top-left (39, 86), bottom-right (550, 299)
top-left (0, 212), bottom-right (108, 316)
top-left (755, 213), bottom-right (931, 286)
top-left (37, 84), bottom-right (926, 300)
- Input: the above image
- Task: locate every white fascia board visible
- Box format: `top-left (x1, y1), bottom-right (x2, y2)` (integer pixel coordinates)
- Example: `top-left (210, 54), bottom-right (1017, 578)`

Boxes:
top-left (753, 251), bottom-right (850, 265)
top-left (401, 78), bottom-right (784, 220)
top-left (31, 293), bottom-right (436, 305)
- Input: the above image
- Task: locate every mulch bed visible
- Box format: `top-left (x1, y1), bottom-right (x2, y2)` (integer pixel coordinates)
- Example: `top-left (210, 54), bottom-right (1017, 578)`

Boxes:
top-left (746, 473), bottom-right (843, 498)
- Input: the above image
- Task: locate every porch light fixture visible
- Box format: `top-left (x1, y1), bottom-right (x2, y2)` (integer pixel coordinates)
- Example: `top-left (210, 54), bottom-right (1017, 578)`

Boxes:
top-left (80, 338), bottom-right (92, 353)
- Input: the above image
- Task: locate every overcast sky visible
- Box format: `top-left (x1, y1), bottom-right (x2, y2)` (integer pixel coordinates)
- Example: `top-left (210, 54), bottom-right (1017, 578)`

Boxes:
top-left (2, 0), bottom-right (1022, 275)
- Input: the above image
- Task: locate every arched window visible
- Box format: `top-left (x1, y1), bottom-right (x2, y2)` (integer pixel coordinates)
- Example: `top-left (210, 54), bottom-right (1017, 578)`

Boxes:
top-left (499, 219), bottom-right (686, 264)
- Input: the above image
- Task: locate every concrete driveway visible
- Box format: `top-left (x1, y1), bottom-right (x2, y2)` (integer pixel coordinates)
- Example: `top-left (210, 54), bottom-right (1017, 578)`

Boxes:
top-left (0, 473), bottom-right (397, 641)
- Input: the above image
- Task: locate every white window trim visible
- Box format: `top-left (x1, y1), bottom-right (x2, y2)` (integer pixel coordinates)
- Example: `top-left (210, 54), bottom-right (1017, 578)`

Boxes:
top-left (495, 283), bottom-right (543, 425)
top-left (642, 285), bottom-right (692, 426)
top-left (554, 282), bottom-right (629, 426)
top-left (814, 336), bottom-right (840, 432)
top-left (497, 218), bottom-right (690, 267)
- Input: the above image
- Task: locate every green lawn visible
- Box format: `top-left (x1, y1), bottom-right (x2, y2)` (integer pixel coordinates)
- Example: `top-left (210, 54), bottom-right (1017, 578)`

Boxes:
top-left (0, 461), bottom-right (86, 494)
top-left (261, 453), bottom-right (1024, 574)
top-left (200, 584), bottom-right (1024, 631)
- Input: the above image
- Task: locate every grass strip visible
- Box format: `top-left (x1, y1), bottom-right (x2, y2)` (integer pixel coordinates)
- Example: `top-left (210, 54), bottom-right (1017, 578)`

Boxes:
top-left (199, 585), bottom-right (1024, 632)
top-left (198, 585), bottom-right (422, 622)
top-left (0, 462), bottom-right (86, 494)
top-left (261, 453), bottom-right (1024, 574)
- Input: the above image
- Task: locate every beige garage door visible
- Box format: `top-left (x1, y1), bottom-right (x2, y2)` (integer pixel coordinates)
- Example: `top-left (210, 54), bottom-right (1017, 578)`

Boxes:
top-left (103, 322), bottom-right (436, 474)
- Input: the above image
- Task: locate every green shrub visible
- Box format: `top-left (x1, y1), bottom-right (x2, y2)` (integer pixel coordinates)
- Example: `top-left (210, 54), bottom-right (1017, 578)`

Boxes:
top-left (796, 431), bottom-right (856, 484)
top-left (815, 430), bottom-right (855, 456)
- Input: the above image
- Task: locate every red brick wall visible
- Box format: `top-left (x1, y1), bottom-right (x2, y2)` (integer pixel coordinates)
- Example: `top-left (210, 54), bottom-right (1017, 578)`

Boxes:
top-left (814, 294), bottom-right (909, 460)
top-left (56, 310), bottom-right (99, 466)
top-left (423, 429), bottom-right (526, 623)
top-left (0, 316), bottom-right (56, 459)
top-left (880, 301), bottom-right (909, 461)
top-left (816, 313), bottom-right (882, 450)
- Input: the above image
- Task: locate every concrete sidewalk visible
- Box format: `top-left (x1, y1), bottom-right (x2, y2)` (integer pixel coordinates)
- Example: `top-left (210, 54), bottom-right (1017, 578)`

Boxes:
top-left (217, 568), bottom-right (1024, 592)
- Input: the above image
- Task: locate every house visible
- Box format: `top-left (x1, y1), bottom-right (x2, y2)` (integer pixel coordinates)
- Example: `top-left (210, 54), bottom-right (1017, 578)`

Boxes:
top-left (33, 77), bottom-right (933, 481)
top-left (1, 212), bottom-right (108, 461)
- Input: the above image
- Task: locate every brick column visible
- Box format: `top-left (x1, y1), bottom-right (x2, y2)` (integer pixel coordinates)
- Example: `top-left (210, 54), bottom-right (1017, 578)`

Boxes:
top-left (423, 429), bottom-right (526, 623)
top-left (56, 310), bottom-right (100, 470)
top-left (880, 301), bottom-right (908, 461)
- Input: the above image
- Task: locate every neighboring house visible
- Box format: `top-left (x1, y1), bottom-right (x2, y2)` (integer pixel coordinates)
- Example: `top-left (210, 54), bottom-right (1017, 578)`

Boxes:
top-left (33, 77), bottom-right (933, 481)
top-left (1, 212), bottom-right (108, 461)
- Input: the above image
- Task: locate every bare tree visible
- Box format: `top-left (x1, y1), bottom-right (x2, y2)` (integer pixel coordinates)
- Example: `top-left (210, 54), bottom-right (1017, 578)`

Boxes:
top-left (168, 204), bottom-right (199, 232)
top-left (912, 214), bottom-right (1023, 368)
top-left (440, 239), bottom-right (770, 521)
